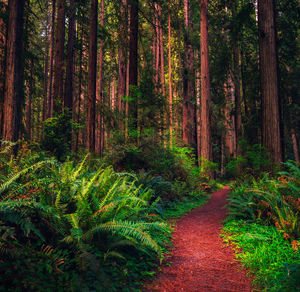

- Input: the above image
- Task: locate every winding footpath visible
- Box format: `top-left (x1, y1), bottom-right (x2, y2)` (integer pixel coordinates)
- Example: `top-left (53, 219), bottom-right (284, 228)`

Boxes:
top-left (143, 187), bottom-right (253, 292)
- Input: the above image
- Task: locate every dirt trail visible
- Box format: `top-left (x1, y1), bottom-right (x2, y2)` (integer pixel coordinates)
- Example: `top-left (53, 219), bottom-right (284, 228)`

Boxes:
top-left (143, 187), bottom-right (252, 292)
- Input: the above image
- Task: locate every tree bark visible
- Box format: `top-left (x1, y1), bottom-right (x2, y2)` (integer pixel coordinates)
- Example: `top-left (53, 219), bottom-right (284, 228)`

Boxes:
top-left (0, 0), bottom-right (8, 137)
top-left (47, 0), bottom-right (56, 119)
top-left (200, 0), bottom-right (212, 163)
top-left (42, 7), bottom-right (50, 122)
top-left (183, 0), bottom-right (196, 148)
top-left (168, 11), bottom-right (173, 145)
top-left (64, 0), bottom-right (75, 111)
top-left (53, 0), bottom-right (65, 115)
top-left (258, 0), bottom-right (282, 163)
top-left (118, 0), bottom-right (127, 115)
top-left (96, 0), bottom-right (104, 155)
top-left (128, 0), bottom-right (138, 135)
top-left (2, 0), bottom-right (25, 143)
top-left (86, 0), bottom-right (98, 152)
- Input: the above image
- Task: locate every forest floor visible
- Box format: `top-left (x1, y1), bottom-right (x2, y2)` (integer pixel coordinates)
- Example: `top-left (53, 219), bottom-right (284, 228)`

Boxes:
top-left (143, 188), bottom-right (253, 292)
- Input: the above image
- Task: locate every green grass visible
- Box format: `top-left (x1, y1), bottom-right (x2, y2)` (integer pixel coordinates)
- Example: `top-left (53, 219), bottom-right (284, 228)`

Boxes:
top-left (221, 220), bottom-right (300, 291)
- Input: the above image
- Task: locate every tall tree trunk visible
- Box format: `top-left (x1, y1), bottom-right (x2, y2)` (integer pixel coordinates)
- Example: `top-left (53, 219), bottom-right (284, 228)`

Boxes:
top-left (258, 0), bottom-right (282, 163)
top-left (128, 0), bottom-right (138, 135)
top-left (195, 50), bottom-right (201, 166)
top-left (64, 0), bottom-right (75, 146)
top-left (74, 25), bottom-right (84, 153)
top-left (118, 0), bottom-right (127, 115)
top-left (183, 0), bottom-right (196, 147)
top-left (168, 11), bottom-right (173, 145)
top-left (47, 0), bottom-right (56, 119)
top-left (96, 0), bottom-right (104, 155)
top-left (42, 8), bottom-right (50, 122)
top-left (200, 0), bottom-right (212, 164)
top-left (231, 2), bottom-right (242, 155)
top-left (224, 74), bottom-right (236, 157)
top-left (87, 0), bottom-right (98, 152)
top-left (53, 0), bottom-right (65, 115)
top-left (26, 58), bottom-right (34, 140)
top-left (0, 0), bottom-right (8, 137)
top-left (64, 0), bottom-right (75, 111)
top-left (2, 0), bottom-right (25, 143)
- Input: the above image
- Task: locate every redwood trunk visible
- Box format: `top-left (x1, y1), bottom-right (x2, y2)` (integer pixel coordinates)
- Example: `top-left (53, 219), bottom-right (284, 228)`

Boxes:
top-left (53, 0), bottom-right (65, 115)
top-left (2, 0), bottom-right (25, 142)
top-left (118, 0), bottom-right (127, 115)
top-left (168, 11), bottom-right (173, 144)
top-left (258, 0), bottom-right (282, 163)
top-left (96, 0), bottom-right (104, 155)
top-left (87, 0), bottom-right (98, 152)
top-left (47, 0), bottom-right (56, 119)
top-left (183, 0), bottom-right (196, 147)
top-left (128, 0), bottom-right (138, 133)
top-left (0, 0), bottom-right (8, 137)
top-left (200, 0), bottom-right (212, 163)
top-left (64, 0), bottom-right (75, 111)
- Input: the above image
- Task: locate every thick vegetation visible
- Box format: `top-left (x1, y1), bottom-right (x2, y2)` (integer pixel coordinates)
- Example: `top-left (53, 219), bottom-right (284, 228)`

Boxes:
top-left (0, 141), bottom-right (208, 291)
top-left (223, 161), bottom-right (300, 291)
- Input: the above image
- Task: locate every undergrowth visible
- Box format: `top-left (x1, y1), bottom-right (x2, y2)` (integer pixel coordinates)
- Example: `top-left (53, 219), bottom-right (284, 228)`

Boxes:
top-left (0, 141), bottom-right (209, 291)
top-left (224, 161), bottom-right (300, 291)
top-left (222, 220), bottom-right (300, 291)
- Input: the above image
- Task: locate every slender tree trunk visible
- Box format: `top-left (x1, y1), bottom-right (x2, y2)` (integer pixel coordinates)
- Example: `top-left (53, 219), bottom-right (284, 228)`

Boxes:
top-left (0, 0), bottom-right (8, 137)
top-left (168, 11), bottom-right (173, 145)
top-left (118, 0), bottom-right (127, 115)
top-left (74, 25), bottom-right (84, 152)
top-left (231, 2), bottom-right (242, 155)
top-left (53, 0), bottom-right (65, 115)
top-left (47, 0), bottom-right (56, 119)
top-left (87, 0), bottom-right (98, 152)
top-left (42, 9), bottom-right (50, 122)
top-left (195, 51), bottom-right (201, 166)
top-left (128, 0), bottom-right (138, 135)
top-left (291, 129), bottom-right (299, 163)
top-left (258, 0), bottom-right (282, 163)
top-left (64, 0), bottom-right (75, 111)
top-left (183, 0), bottom-right (196, 147)
top-left (2, 0), bottom-right (25, 143)
top-left (200, 0), bottom-right (212, 164)
top-left (96, 0), bottom-right (104, 154)
top-left (224, 74), bottom-right (236, 157)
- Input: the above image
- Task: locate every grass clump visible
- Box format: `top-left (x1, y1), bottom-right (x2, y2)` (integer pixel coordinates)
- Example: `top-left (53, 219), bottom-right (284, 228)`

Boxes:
top-left (222, 220), bottom-right (300, 291)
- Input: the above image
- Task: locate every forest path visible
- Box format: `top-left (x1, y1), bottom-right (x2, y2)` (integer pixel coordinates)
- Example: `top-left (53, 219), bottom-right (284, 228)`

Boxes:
top-left (143, 188), bottom-right (253, 292)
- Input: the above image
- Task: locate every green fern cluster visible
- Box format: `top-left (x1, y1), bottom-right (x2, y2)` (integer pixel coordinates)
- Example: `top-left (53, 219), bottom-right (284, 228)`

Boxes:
top-left (0, 146), bottom-right (171, 291)
top-left (227, 161), bottom-right (300, 239)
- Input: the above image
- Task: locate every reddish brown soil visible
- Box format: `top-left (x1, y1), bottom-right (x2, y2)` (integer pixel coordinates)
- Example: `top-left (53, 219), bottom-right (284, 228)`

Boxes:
top-left (143, 187), bottom-right (252, 292)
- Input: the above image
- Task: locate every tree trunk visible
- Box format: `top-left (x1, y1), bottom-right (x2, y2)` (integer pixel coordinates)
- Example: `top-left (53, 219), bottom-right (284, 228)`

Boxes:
top-left (86, 0), bottom-right (98, 152)
top-left (47, 0), bottom-right (56, 119)
top-left (53, 0), bottom-right (65, 115)
top-left (118, 0), bottom-right (127, 115)
top-left (168, 11), bottom-right (173, 145)
top-left (258, 0), bottom-right (282, 163)
top-left (128, 0), bottom-right (138, 135)
top-left (183, 0), bottom-right (196, 148)
top-left (0, 0), bottom-right (8, 137)
top-left (2, 0), bottom-right (25, 143)
top-left (224, 74), bottom-right (236, 157)
top-left (42, 7), bottom-right (50, 122)
top-left (96, 0), bottom-right (104, 155)
top-left (64, 0), bottom-right (75, 111)
top-left (200, 0), bottom-right (212, 164)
